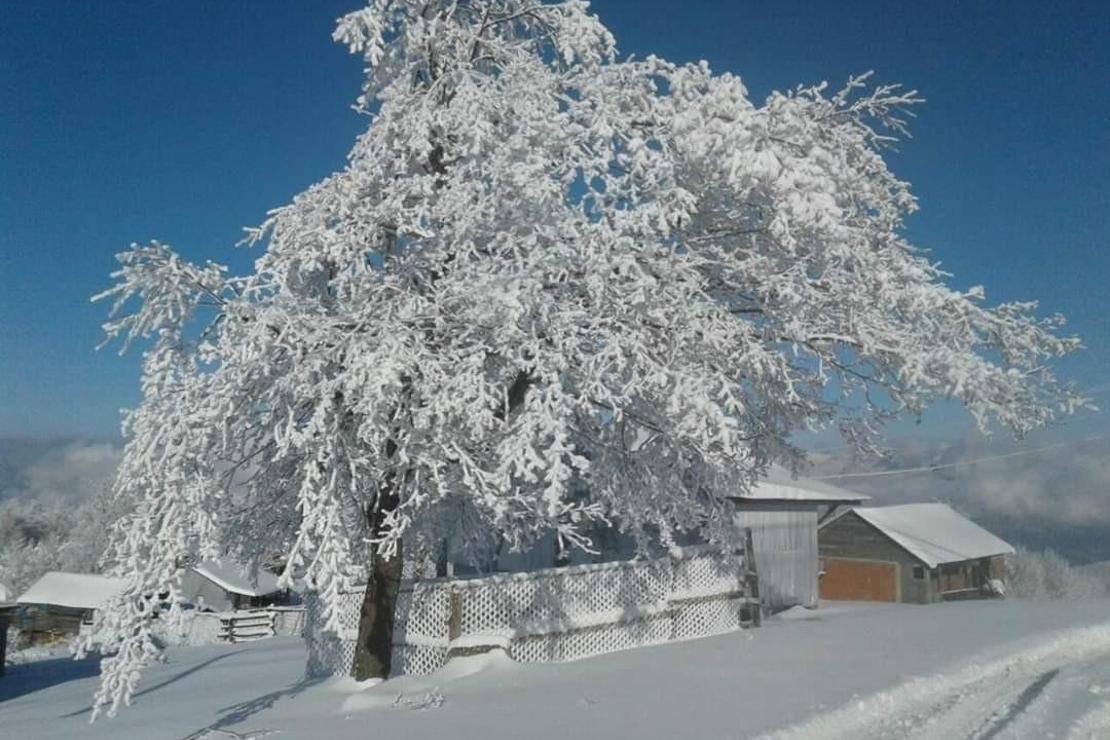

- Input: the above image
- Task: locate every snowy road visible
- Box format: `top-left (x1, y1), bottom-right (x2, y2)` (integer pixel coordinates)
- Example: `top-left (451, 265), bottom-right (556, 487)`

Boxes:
top-left (766, 622), bottom-right (1110, 740)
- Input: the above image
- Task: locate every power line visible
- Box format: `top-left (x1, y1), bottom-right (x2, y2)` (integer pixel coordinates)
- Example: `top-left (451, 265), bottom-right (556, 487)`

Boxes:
top-left (803, 407), bottom-right (1104, 458)
top-left (813, 434), bottom-right (1106, 480)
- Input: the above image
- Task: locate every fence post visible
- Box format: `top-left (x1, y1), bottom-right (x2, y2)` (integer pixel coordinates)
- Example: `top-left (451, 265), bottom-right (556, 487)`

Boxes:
top-left (744, 527), bottom-right (762, 627)
top-left (447, 588), bottom-right (462, 642)
top-left (0, 608), bottom-right (8, 675)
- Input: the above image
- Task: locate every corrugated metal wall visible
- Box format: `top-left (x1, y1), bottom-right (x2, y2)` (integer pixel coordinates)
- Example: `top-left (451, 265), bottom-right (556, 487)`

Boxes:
top-left (732, 504), bottom-right (819, 610)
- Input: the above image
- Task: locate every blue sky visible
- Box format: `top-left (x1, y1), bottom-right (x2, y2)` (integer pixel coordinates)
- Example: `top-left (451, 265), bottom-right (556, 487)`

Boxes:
top-left (2, 0), bottom-right (1107, 441)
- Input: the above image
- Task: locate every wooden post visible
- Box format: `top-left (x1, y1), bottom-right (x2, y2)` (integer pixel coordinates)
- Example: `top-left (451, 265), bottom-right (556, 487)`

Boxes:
top-left (743, 527), bottom-right (762, 627)
top-left (447, 589), bottom-right (462, 642)
top-left (0, 608), bottom-right (8, 675)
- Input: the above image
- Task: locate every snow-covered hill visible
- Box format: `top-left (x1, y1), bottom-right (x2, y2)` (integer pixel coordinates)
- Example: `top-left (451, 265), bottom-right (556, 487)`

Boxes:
top-left (4, 600), bottom-right (1110, 739)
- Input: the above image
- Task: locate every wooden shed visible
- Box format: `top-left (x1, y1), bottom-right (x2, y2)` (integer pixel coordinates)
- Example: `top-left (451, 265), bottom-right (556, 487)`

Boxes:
top-left (818, 503), bottom-right (1014, 604)
top-left (728, 467), bottom-right (868, 612)
top-left (16, 572), bottom-right (125, 643)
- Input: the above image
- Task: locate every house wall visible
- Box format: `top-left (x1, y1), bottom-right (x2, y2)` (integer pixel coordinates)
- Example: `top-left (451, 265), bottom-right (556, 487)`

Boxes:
top-left (494, 526), bottom-right (653, 575)
top-left (179, 571), bottom-right (236, 612)
top-left (179, 571), bottom-right (290, 612)
top-left (732, 503), bottom-right (819, 611)
top-left (990, 555), bottom-right (1006, 581)
top-left (937, 556), bottom-right (1007, 600)
top-left (938, 560), bottom-right (973, 597)
top-left (495, 530), bottom-right (560, 574)
top-left (17, 605), bottom-right (89, 643)
top-left (449, 503), bottom-right (822, 614)
top-left (818, 511), bottom-right (934, 604)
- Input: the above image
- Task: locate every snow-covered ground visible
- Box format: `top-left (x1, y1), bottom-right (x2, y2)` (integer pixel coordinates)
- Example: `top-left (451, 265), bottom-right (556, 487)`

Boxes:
top-left (4, 600), bottom-right (1110, 739)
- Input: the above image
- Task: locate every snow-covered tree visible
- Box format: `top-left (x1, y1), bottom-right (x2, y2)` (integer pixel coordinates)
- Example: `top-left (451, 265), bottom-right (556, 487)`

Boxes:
top-left (0, 485), bottom-right (129, 597)
top-left (85, 0), bottom-right (1084, 716)
top-left (1006, 547), bottom-right (1107, 600)
top-left (0, 498), bottom-right (77, 597)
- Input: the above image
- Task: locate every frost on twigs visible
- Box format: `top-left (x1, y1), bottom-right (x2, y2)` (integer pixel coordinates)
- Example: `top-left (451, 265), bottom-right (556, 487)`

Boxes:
top-left (84, 0), bottom-right (1084, 718)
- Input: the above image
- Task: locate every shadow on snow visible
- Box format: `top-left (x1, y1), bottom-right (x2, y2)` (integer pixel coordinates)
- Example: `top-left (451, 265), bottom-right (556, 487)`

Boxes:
top-left (0, 654), bottom-right (102, 703)
top-left (58, 650), bottom-right (247, 718)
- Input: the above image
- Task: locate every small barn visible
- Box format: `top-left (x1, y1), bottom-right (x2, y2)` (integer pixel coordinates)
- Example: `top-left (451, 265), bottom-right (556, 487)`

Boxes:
top-left (818, 503), bottom-right (1015, 604)
top-left (179, 560), bottom-right (287, 612)
top-left (16, 572), bottom-right (125, 642)
top-left (729, 467), bottom-right (869, 611)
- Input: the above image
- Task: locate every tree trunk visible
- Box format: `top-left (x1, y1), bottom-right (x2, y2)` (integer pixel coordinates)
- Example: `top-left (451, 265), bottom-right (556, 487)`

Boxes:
top-left (351, 536), bottom-right (404, 681)
top-left (347, 369), bottom-right (532, 680)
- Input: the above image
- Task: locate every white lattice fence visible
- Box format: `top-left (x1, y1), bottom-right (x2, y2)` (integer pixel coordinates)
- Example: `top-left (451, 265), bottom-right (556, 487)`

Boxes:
top-left (304, 545), bottom-right (756, 678)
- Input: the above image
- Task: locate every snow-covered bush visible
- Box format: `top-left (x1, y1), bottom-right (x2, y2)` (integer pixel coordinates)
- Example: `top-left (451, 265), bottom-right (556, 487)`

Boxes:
top-left (1006, 547), bottom-right (1107, 599)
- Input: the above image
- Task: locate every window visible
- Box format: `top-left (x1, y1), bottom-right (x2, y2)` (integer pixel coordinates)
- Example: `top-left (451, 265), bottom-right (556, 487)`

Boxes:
top-left (912, 565), bottom-right (925, 580)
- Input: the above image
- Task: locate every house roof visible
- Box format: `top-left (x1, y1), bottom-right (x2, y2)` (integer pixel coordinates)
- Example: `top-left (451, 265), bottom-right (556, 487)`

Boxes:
top-left (834, 503), bottom-right (1015, 568)
top-left (732, 465), bottom-right (870, 503)
top-left (17, 572), bottom-right (126, 610)
top-left (191, 560), bottom-right (283, 597)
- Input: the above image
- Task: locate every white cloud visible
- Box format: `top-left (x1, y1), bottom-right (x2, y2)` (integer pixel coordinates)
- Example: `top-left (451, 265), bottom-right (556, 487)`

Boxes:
top-left (0, 437), bottom-right (121, 501)
top-left (961, 448), bottom-right (1110, 528)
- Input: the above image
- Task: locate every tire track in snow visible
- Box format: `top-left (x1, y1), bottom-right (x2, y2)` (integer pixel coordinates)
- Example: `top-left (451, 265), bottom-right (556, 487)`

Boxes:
top-left (758, 623), bottom-right (1110, 740)
top-left (973, 668), bottom-right (1058, 740)
top-left (889, 664), bottom-right (1058, 740)
top-left (1067, 695), bottom-right (1110, 739)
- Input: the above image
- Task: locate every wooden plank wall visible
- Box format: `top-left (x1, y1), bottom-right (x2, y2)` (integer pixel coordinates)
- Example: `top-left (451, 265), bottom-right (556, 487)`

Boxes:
top-left (818, 512), bottom-right (933, 603)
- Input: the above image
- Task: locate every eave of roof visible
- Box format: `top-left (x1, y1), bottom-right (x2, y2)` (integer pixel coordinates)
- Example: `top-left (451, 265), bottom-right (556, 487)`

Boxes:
top-left (729, 465), bottom-right (869, 503)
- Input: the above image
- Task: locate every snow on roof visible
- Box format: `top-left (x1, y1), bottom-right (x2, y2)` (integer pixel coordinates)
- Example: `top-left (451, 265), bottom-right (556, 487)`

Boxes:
top-left (191, 560), bottom-right (283, 597)
top-left (733, 465), bottom-right (870, 503)
top-left (0, 582), bottom-right (10, 603)
top-left (17, 572), bottom-right (126, 610)
top-left (843, 503), bottom-right (1015, 568)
